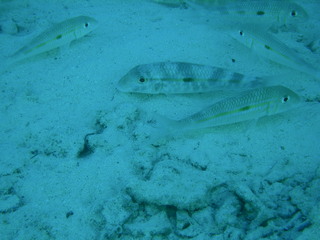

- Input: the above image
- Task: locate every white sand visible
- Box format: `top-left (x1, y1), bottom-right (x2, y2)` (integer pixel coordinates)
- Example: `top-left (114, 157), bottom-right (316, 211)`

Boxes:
top-left (0, 0), bottom-right (319, 239)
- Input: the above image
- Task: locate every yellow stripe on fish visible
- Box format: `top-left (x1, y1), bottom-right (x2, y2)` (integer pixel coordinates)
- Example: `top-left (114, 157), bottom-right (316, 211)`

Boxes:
top-left (229, 24), bottom-right (320, 79)
top-left (187, 0), bottom-right (308, 27)
top-left (117, 62), bottom-right (268, 94)
top-left (153, 86), bottom-right (300, 139)
top-left (10, 16), bottom-right (98, 63)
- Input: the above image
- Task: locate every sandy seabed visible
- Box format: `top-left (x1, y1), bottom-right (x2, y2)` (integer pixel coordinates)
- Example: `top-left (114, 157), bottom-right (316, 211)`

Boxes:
top-left (0, 0), bottom-right (319, 239)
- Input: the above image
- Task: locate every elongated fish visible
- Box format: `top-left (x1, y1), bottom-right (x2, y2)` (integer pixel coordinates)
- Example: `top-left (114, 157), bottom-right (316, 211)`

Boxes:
top-left (187, 0), bottom-right (308, 27)
top-left (117, 62), bottom-right (267, 94)
top-left (9, 16), bottom-right (98, 64)
top-left (155, 85), bottom-right (300, 137)
top-left (229, 24), bottom-right (320, 79)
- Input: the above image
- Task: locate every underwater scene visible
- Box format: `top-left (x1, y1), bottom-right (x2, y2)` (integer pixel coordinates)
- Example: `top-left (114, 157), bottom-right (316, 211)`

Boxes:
top-left (0, 0), bottom-right (319, 239)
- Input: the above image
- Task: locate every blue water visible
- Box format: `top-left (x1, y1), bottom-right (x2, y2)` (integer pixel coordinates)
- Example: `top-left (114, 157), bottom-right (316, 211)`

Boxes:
top-left (0, 0), bottom-right (319, 239)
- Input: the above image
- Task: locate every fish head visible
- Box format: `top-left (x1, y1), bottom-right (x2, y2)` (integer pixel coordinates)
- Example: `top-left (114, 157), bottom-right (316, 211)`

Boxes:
top-left (279, 3), bottom-right (309, 25)
top-left (269, 85), bottom-right (301, 114)
top-left (73, 16), bottom-right (98, 38)
top-left (117, 66), bottom-right (148, 93)
top-left (117, 65), bottom-right (163, 94)
top-left (117, 68), bottom-right (137, 92)
top-left (228, 27), bottom-right (255, 50)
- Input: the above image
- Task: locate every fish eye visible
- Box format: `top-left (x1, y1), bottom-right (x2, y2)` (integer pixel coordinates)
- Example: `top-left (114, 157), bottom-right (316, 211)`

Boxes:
top-left (139, 77), bottom-right (146, 83)
top-left (239, 30), bottom-right (244, 36)
top-left (290, 10), bottom-right (297, 17)
top-left (84, 22), bottom-right (89, 28)
top-left (282, 96), bottom-right (290, 103)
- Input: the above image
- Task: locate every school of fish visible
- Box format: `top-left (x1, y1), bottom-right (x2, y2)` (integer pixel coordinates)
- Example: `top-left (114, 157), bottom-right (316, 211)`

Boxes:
top-left (3, 1), bottom-right (315, 140)
top-left (117, 0), bottom-right (315, 139)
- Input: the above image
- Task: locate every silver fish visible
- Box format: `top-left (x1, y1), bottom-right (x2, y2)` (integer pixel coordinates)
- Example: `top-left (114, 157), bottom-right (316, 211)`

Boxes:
top-left (229, 24), bottom-right (320, 79)
top-left (155, 85), bottom-right (300, 137)
top-left (10, 16), bottom-right (98, 63)
top-left (187, 0), bottom-right (308, 27)
top-left (117, 62), bottom-right (267, 94)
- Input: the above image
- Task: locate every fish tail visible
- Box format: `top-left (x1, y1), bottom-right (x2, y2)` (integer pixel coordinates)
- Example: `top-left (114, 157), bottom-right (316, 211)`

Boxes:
top-left (146, 113), bottom-right (179, 144)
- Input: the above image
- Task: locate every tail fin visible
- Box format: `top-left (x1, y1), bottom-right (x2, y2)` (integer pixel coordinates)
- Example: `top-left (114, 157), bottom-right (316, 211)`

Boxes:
top-left (144, 112), bottom-right (179, 144)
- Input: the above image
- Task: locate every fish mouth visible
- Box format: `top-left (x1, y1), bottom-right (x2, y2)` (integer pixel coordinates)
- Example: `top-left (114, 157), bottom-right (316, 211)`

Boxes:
top-left (116, 78), bottom-right (128, 92)
top-left (117, 74), bottom-right (138, 92)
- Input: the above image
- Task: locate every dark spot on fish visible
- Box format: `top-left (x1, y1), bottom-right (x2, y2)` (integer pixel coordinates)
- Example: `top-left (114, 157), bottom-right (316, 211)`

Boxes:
top-left (84, 22), bottom-right (89, 28)
top-left (265, 45), bottom-right (271, 50)
top-left (56, 34), bottom-right (62, 39)
top-left (291, 10), bottom-right (297, 17)
top-left (256, 11), bottom-right (265, 16)
top-left (139, 77), bottom-right (145, 83)
top-left (232, 58), bottom-right (236, 63)
top-left (240, 106), bottom-right (251, 111)
top-left (183, 77), bottom-right (194, 82)
top-left (239, 30), bottom-right (244, 36)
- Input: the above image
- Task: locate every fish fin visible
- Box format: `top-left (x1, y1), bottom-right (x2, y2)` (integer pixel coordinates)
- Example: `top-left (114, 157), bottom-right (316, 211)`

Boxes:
top-left (146, 116), bottom-right (259, 142)
top-left (186, 120), bottom-right (256, 136)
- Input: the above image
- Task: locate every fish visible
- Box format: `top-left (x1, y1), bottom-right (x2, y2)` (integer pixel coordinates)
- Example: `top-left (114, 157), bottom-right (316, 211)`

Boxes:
top-left (8, 16), bottom-right (98, 64)
top-left (229, 24), bottom-right (320, 79)
top-left (152, 85), bottom-right (300, 139)
top-left (117, 62), bottom-right (268, 94)
top-left (187, 0), bottom-right (308, 27)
